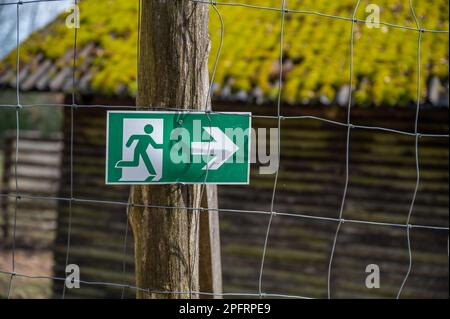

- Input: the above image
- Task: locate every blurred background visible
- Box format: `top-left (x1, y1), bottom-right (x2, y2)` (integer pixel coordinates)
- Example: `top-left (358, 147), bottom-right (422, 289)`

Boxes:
top-left (0, 0), bottom-right (448, 298)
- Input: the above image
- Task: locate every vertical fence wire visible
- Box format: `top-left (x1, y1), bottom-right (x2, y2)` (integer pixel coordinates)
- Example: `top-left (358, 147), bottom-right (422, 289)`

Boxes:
top-left (61, 0), bottom-right (78, 299)
top-left (120, 0), bottom-right (142, 300)
top-left (396, 0), bottom-right (423, 299)
top-left (189, 0), bottom-right (225, 299)
top-left (6, 1), bottom-right (22, 299)
top-left (326, 0), bottom-right (361, 299)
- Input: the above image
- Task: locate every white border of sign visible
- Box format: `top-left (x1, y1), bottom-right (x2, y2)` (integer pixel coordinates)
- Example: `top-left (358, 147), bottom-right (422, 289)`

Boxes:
top-left (105, 111), bottom-right (252, 185)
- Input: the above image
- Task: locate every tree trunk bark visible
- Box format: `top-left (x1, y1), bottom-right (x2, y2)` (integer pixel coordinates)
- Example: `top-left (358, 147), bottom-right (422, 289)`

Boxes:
top-left (129, 0), bottom-right (217, 299)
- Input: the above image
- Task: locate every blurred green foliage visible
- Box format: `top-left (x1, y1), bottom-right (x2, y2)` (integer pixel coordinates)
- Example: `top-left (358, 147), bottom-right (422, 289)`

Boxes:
top-left (0, 0), bottom-right (448, 106)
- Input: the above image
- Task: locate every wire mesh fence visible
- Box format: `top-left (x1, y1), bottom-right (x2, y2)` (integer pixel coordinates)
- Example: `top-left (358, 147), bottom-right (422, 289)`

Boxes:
top-left (0, 0), bottom-right (448, 299)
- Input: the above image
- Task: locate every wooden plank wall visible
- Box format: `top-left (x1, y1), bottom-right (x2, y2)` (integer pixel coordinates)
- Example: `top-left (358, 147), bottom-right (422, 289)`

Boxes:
top-left (53, 107), bottom-right (134, 298)
top-left (217, 104), bottom-right (449, 298)
top-left (11, 102), bottom-right (447, 299)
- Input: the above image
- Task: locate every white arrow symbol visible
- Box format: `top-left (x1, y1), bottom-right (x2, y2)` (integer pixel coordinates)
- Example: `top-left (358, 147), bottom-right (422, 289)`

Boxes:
top-left (191, 127), bottom-right (239, 170)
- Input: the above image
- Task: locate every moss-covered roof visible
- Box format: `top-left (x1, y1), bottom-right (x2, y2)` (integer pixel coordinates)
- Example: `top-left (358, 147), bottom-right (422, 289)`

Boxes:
top-left (0, 0), bottom-right (448, 107)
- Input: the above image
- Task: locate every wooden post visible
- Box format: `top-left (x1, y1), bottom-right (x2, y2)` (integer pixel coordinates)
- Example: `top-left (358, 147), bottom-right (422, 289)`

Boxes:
top-left (129, 0), bottom-right (222, 299)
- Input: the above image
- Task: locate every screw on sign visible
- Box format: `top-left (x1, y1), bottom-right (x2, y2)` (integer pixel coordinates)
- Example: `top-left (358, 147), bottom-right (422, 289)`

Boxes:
top-left (106, 111), bottom-right (252, 185)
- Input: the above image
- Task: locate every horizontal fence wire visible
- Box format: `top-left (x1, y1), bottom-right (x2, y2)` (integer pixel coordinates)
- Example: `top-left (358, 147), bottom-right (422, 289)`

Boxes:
top-left (0, 0), bottom-right (448, 299)
top-left (1, 0), bottom-right (449, 33)
top-left (0, 269), bottom-right (313, 299)
top-left (0, 104), bottom-right (448, 138)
